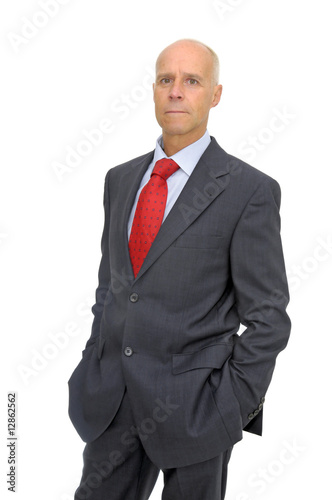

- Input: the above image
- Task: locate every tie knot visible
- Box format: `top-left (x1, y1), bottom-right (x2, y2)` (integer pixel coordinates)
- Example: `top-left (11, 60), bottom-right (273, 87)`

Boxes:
top-left (152, 158), bottom-right (180, 181)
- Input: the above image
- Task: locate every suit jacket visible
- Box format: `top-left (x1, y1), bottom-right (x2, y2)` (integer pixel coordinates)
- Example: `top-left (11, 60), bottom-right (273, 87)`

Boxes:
top-left (68, 137), bottom-right (291, 469)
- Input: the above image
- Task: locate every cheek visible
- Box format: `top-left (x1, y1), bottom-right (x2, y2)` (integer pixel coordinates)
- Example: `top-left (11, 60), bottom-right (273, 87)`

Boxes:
top-left (153, 89), bottom-right (160, 103)
top-left (189, 93), bottom-right (210, 114)
top-left (197, 98), bottom-right (213, 118)
top-left (154, 99), bottom-right (163, 118)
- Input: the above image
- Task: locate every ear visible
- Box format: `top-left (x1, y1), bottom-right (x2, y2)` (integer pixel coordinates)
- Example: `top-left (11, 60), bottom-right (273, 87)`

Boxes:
top-left (152, 82), bottom-right (155, 102)
top-left (211, 84), bottom-right (223, 108)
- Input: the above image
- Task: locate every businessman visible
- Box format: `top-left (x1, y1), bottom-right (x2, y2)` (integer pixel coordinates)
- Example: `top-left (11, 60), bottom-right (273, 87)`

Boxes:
top-left (68, 39), bottom-right (291, 500)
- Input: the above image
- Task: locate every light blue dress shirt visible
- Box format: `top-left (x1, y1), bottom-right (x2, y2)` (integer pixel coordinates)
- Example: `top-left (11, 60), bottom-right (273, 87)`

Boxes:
top-left (127, 130), bottom-right (211, 238)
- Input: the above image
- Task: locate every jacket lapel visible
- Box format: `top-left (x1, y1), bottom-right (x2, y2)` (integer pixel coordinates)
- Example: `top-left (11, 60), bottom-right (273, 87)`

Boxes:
top-left (135, 138), bottom-right (231, 281)
top-left (114, 151), bottom-right (154, 281)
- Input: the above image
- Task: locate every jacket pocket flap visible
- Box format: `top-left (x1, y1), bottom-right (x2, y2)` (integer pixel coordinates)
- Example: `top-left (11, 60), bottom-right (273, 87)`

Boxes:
top-left (172, 343), bottom-right (233, 374)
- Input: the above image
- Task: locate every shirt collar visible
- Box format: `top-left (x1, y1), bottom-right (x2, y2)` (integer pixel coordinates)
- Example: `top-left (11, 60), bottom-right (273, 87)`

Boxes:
top-left (153, 130), bottom-right (211, 176)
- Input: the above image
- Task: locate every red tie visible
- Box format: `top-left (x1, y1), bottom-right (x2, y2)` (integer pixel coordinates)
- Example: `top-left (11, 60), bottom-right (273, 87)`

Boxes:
top-left (129, 158), bottom-right (180, 277)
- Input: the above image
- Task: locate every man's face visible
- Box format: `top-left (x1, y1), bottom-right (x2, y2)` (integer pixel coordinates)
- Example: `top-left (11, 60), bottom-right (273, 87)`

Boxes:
top-left (153, 42), bottom-right (222, 146)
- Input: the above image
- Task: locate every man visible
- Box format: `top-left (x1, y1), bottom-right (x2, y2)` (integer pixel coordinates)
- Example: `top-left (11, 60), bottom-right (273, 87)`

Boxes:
top-left (68, 39), bottom-right (291, 500)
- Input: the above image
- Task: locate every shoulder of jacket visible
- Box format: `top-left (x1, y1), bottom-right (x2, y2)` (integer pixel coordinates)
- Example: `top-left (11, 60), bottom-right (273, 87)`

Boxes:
top-left (105, 150), bottom-right (154, 179)
top-left (226, 153), bottom-right (278, 187)
top-left (209, 136), bottom-right (279, 189)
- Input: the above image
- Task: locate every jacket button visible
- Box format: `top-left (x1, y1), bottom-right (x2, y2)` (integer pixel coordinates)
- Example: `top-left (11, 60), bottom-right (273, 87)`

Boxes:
top-left (129, 293), bottom-right (139, 303)
top-left (124, 346), bottom-right (133, 357)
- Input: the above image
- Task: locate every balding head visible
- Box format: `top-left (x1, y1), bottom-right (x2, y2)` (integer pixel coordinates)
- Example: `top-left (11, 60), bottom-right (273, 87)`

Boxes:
top-left (156, 39), bottom-right (220, 86)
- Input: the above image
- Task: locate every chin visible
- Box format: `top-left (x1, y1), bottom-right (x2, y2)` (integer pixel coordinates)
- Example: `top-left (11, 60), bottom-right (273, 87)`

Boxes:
top-left (162, 122), bottom-right (192, 136)
top-left (163, 127), bottom-right (190, 137)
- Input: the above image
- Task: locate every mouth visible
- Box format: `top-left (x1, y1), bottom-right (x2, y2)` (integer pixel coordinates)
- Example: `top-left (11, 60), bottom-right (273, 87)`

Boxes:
top-left (165, 111), bottom-right (187, 114)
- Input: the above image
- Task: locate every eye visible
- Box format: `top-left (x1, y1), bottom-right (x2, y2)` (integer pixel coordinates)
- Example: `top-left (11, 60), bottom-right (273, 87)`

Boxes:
top-left (186, 78), bottom-right (198, 85)
top-left (160, 78), bottom-right (172, 84)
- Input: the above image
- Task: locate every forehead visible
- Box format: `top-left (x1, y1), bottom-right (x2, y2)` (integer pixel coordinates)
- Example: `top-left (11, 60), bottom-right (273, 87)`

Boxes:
top-left (156, 43), bottom-right (213, 77)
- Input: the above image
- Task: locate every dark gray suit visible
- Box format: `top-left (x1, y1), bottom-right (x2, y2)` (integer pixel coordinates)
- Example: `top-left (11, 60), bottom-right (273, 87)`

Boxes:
top-left (68, 137), bottom-right (291, 473)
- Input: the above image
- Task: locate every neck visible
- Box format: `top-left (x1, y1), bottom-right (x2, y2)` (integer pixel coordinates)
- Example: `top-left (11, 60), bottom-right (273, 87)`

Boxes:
top-left (162, 130), bottom-right (206, 156)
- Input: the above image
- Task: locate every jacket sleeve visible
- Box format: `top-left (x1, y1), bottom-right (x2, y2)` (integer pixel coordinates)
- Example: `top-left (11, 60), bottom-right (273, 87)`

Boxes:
top-left (85, 170), bottom-right (112, 348)
top-left (228, 176), bottom-right (291, 432)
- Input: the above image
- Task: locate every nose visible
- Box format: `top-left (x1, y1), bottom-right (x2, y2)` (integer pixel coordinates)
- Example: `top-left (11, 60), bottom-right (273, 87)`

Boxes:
top-left (168, 82), bottom-right (184, 100)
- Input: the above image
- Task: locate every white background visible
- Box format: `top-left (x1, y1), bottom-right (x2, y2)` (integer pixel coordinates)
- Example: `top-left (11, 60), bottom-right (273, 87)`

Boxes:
top-left (1, 0), bottom-right (331, 499)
